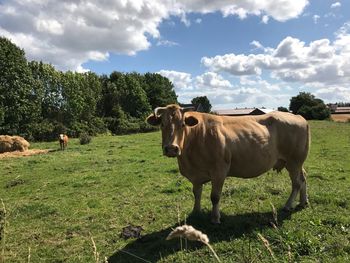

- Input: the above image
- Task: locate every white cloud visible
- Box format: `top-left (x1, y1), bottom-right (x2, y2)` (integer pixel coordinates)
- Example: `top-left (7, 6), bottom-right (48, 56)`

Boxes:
top-left (195, 72), bottom-right (232, 89)
top-left (240, 76), bottom-right (282, 91)
top-left (156, 39), bottom-right (179, 47)
top-left (186, 0), bottom-right (309, 22)
top-left (250, 40), bottom-right (273, 53)
top-left (313, 15), bottom-right (320, 24)
top-left (201, 22), bottom-right (350, 100)
top-left (201, 54), bottom-right (262, 75)
top-left (158, 69), bottom-right (292, 109)
top-left (158, 70), bottom-right (193, 91)
top-left (36, 19), bottom-right (64, 35)
top-left (250, 40), bottom-right (264, 50)
top-left (261, 15), bottom-right (269, 24)
top-left (331, 2), bottom-right (341, 8)
top-left (334, 22), bottom-right (350, 53)
top-left (315, 87), bottom-right (350, 102)
top-left (0, 0), bottom-right (309, 71)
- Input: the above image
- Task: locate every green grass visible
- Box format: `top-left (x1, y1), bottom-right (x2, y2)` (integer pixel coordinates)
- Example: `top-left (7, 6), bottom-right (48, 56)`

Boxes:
top-left (1, 121), bottom-right (349, 262)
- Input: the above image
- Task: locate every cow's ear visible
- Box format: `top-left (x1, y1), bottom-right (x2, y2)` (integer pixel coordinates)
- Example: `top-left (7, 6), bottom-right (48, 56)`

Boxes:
top-left (184, 116), bottom-right (198, 127)
top-left (146, 114), bottom-right (161, 126)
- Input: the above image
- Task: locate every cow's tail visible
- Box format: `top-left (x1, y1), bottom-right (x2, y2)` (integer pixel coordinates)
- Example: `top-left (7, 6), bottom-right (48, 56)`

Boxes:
top-left (302, 122), bottom-right (311, 168)
top-left (306, 123), bottom-right (311, 155)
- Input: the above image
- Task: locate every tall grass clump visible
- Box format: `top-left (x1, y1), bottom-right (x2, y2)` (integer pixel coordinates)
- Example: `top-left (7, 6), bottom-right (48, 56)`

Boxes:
top-left (167, 225), bottom-right (221, 262)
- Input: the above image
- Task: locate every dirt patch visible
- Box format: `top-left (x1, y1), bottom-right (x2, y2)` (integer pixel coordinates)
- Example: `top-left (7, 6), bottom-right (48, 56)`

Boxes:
top-left (0, 149), bottom-right (53, 159)
top-left (121, 225), bottom-right (143, 239)
top-left (331, 114), bottom-right (350, 122)
top-left (6, 178), bottom-right (26, 188)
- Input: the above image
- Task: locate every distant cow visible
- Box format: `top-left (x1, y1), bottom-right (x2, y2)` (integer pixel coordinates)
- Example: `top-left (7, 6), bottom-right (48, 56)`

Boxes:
top-left (59, 134), bottom-right (68, 150)
top-left (147, 104), bottom-right (310, 223)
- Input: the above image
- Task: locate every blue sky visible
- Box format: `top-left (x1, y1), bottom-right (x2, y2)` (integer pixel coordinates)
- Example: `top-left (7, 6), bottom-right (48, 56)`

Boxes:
top-left (1, 0), bottom-right (349, 109)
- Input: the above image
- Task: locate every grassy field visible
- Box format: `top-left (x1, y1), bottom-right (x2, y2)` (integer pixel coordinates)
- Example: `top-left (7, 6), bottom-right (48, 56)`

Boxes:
top-left (1, 121), bottom-right (349, 262)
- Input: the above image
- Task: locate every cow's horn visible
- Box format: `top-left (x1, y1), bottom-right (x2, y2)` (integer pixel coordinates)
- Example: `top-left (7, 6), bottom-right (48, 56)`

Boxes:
top-left (154, 107), bottom-right (166, 117)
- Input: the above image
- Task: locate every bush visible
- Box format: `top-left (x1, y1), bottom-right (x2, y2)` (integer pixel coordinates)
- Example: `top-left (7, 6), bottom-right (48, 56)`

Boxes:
top-left (79, 132), bottom-right (91, 145)
top-left (311, 104), bottom-right (331, 120)
top-left (89, 117), bottom-right (107, 135)
top-left (290, 92), bottom-right (330, 120)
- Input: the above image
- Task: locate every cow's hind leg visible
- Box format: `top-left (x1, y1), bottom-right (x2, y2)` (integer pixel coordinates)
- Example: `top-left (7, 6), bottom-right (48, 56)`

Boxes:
top-left (298, 168), bottom-right (308, 208)
top-left (192, 183), bottom-right (203, 213)
top-left (284, 165), bottom-right (304, 211)
top-left (210, 177), bottom-right (225, 224)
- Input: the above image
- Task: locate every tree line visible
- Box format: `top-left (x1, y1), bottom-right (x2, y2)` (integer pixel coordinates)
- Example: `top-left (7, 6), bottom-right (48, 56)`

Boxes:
top-left (0, 37), bottom-right (177, 140)
top-left (0, 37), bottom-right (336, 141)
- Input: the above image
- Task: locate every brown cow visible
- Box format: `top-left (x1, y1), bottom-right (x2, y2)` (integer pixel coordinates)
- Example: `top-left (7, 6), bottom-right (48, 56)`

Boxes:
top-left (146, 104), bottom-right (310, 224)
top-left (59, 134), bottom-right (68, 150)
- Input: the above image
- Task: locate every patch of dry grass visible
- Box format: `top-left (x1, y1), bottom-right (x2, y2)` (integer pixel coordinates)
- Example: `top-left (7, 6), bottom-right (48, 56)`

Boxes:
top-left (331, 114), bottom-right (350, 122)
top-left (0, 149), bottom-right (53, 159)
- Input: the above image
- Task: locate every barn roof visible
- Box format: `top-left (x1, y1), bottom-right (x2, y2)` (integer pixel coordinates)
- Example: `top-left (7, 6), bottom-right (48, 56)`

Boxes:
top-left (333, 107), bottom-right (350, 114)
top-left (214, 108), bottom-right (275, 116)
top-left (215, 108), bottom-right (255, 116)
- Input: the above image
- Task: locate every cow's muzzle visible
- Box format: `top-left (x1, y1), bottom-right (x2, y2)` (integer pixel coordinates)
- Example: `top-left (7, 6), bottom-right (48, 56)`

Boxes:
top-left (163, 144), bottom-right (180, 157)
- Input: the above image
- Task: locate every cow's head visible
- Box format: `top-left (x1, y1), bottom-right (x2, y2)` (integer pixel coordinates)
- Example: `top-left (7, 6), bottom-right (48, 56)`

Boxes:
top-left (146, 104), bottom-right (199, 157)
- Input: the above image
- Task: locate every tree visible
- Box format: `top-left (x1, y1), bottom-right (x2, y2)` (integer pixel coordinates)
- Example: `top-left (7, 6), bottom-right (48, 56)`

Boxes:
top-left (191, 96), bottom-right (212, 113)
top-left (29, 61), bottom-right (64, 122)
top-left (60, 71), bottom-right (104, 136)
top-left (289, 92), bottom-right (330, 120)
top-left (143, 73), bottom-right (177, 109)
top-left (277, 106), bottom-right (289, 112)
top-left (123, 73), bottom-right (151, 118)
top-left (0, 37), bottom-right (41, 138)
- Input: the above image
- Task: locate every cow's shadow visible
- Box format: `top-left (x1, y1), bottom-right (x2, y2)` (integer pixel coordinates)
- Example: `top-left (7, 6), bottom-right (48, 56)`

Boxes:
top-left (108, 208), bottom-right (298, 262)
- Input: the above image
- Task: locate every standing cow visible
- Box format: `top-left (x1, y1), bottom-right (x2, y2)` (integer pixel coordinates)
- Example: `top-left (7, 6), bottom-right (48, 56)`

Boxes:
top-left (146, 104), bottom-right (310, 224)
top-left (59, 134), bottom-right (68, 150)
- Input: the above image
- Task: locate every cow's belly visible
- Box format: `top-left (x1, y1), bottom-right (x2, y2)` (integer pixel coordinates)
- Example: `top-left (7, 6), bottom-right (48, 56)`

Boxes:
top-left (228, 148), bottom-right (277, 178)
top-left (228, 161), bottom-right (273, 178)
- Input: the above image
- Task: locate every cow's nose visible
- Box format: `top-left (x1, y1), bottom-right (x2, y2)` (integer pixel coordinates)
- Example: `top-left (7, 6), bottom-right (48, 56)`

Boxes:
top-left (163, 145), bottom-right (180, 157)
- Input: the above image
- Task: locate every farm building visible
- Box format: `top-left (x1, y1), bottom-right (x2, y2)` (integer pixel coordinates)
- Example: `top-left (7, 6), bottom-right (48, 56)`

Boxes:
top-left (214, 108), bottom-right (275, 116)
top-left (329, 105), bottom-right (350, 114)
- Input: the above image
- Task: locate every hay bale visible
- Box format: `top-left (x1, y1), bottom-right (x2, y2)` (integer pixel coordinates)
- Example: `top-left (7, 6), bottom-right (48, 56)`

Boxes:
top-left (0, 135), bottom-right (12, 153)
top-left (12, 136), bottom-right (30, 151)
top-left (0, 135), bottom-right (30, 153)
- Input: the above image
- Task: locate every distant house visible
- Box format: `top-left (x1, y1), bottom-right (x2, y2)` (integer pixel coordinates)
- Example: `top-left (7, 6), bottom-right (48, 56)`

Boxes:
top-left (214, 108), bottom-right (275, 116)
top-left (330, 106), bottom-right (350, 114)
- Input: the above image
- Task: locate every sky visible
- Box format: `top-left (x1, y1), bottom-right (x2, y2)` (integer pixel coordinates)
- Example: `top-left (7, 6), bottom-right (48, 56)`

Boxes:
top-left (1, 0), bottom-right (350, 110)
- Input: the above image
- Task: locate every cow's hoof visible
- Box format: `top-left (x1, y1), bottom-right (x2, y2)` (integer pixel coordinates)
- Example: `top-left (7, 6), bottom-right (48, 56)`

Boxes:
top-left (296, 202), bottom-right (309, 210)
top-left (191, 209), bottom-right (201, 214)
top-left (211, 218), bottom-right (221, 224)
top-left (282, 206), bottom-right (293, 212)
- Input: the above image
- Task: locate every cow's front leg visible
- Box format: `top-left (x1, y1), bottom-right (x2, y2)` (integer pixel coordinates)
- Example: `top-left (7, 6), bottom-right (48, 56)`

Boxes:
top-left (210, 178), bottom-right (225, 224)
top-left (192, 183), bottom-right (203, 213)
